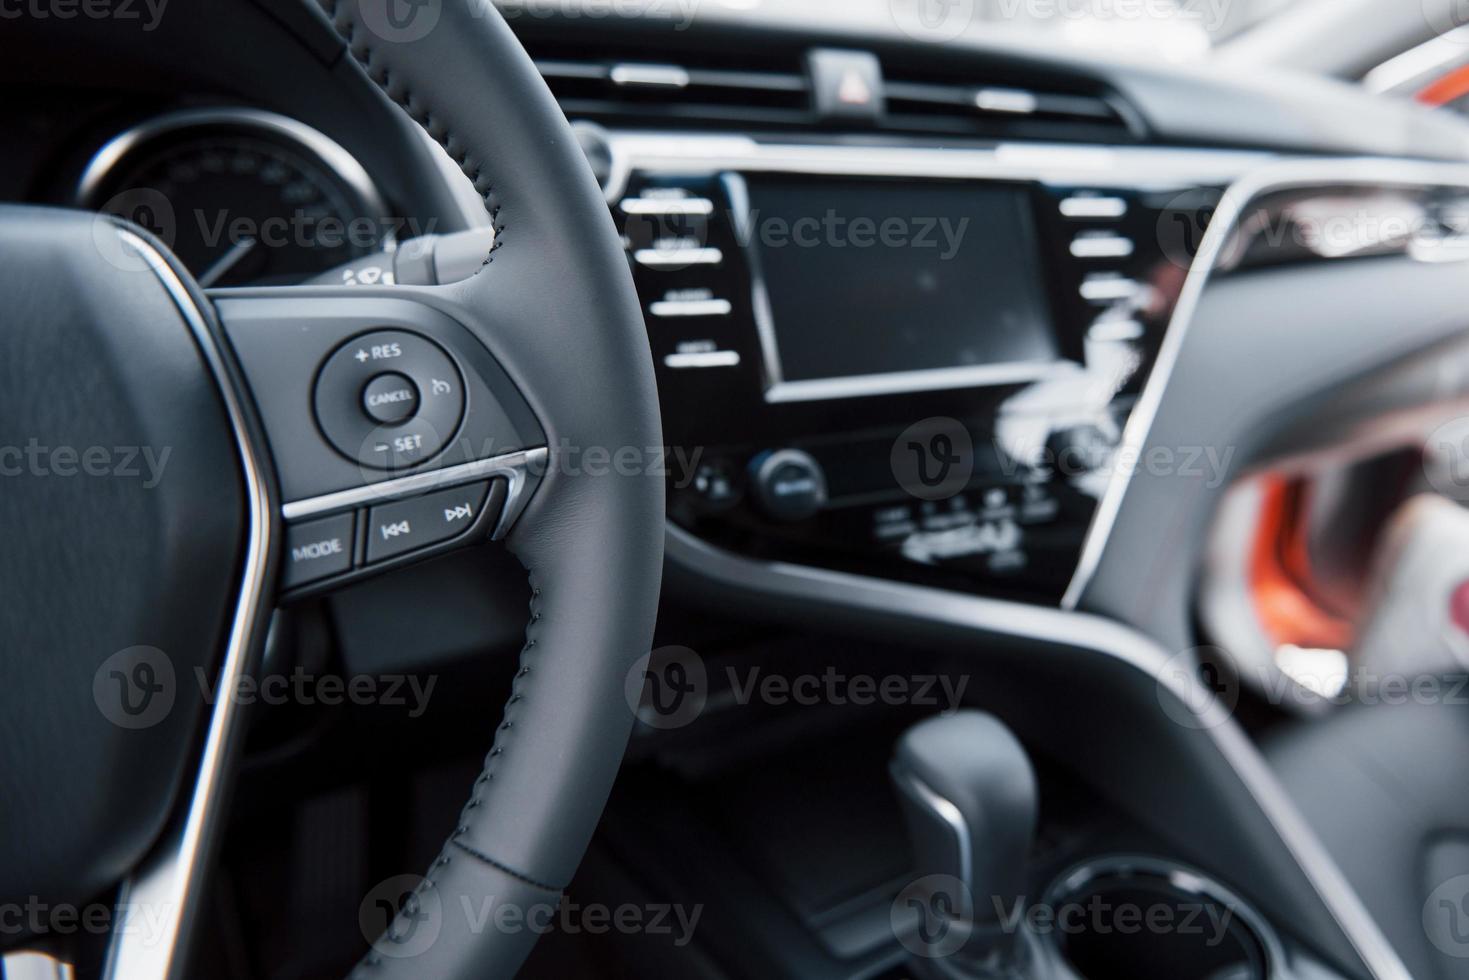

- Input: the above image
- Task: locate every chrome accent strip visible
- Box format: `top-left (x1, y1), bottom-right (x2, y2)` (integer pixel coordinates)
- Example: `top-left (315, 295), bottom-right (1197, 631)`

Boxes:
top-left (974, 87), bottom-right (1038, 116)
top-left (606, 132), bottom-right (1272, 189)
top-left (665, 523), bottom-right (1412, 980)
top-left (720, 172), bottom-right (785, 391)
top-left (1059, 195), bottom-right (1128, 219)
top-left (1079, 275), bottom-right (1142, 303)
top-left (77, 108), bottom-right (389, 224)
top-left (1069, 234), bottom-right (1135, 259)
top-left (280, 447), bottom-right (547, 540)
top-left (766, 362), bottom-right (1068, 404)
top-left (103, 231), bottom-right (276, 980)
top-left (894, 773), bottom-right (973, 893)
top-left (621, 197), bottom-right (715, 216)
top-left (664, 351), bottom-right (741, 369)
top-left (649, 298), bottom-right (733, 318)
top-left (1061, 158), bottom-right (1469, 613)
top-left (633, 246), bottom-right (723, 268)
top-left (609, 63), bottom-right (690, 89)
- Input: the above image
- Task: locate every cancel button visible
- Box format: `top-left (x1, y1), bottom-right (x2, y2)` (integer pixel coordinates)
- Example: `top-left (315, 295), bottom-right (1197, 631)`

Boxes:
top-left (361, 372), bottom-right (420, 425)
top-left (282, 512), bottom-right (355, 587)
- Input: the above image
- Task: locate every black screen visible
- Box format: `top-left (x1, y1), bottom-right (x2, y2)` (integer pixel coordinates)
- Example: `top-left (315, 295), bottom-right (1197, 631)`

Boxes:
top-left (746, 177), bottom-right (1055, 385)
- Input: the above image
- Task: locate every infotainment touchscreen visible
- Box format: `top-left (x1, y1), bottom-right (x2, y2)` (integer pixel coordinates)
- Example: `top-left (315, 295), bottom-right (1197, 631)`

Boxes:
top-left (741, 176), bottom-right (1056, 401)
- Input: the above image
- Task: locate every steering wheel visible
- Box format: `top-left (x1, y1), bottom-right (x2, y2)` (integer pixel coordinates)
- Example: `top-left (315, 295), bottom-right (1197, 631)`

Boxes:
top-left (0, 2), bottom-right (662, 977)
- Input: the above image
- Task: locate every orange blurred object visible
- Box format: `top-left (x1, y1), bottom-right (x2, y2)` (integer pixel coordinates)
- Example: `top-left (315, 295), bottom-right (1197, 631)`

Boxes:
top-left (1249, 477), bottom-right (1356, 651)
top-left (1417, 64), bottom-right (1469, 107)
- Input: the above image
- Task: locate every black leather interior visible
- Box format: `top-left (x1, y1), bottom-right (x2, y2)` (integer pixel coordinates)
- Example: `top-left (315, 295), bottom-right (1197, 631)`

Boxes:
top-left (312, 1), bottom-right (664, 975)
top-left (1266, 696), bottom-right (1469, 980)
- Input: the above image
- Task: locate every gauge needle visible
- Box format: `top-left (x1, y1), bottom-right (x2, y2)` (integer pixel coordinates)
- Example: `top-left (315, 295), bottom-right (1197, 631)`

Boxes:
top-left (197, 237), bottom-right (258, 288)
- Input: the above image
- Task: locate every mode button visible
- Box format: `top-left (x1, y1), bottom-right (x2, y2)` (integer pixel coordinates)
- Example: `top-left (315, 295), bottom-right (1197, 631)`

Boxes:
top-left (282, 512), bottom-right (355, 588)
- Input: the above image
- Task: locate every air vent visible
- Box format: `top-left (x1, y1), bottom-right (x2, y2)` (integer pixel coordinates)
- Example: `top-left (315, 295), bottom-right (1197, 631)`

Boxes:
top-left (528, 42), bottom-right (815, 129)
top-left (881, 68), bottom-right (1141, 142)
top-left (517, 36), bottom-right (1141, 142)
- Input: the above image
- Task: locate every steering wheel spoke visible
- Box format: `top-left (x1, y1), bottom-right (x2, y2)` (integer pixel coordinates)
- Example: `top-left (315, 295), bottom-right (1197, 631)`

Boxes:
top-left (211, 283), bottom-right (549, 599)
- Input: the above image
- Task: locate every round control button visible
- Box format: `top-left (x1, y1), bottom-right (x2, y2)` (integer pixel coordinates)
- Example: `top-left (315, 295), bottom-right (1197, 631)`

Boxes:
top-left (750, 449), bottom-right (827, 522)
top-left (361, 372), bottom-right (420, 425)
top-left (314, 330), bottom-right (466, 470)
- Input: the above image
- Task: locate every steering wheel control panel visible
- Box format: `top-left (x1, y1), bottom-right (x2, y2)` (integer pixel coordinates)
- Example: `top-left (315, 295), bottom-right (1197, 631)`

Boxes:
top-left (609, 146), bottom-right (1223, 603)
top-left (216, 294), bottom-right (547, 597)
top-left (313, 329), bottom-right (467, 469)
top-left (281, 478), bottom-right (506, 589)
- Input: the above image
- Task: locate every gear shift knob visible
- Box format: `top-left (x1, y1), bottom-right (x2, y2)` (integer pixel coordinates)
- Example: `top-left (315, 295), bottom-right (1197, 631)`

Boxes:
top-left (890, 711), bottom-right (1038, 967)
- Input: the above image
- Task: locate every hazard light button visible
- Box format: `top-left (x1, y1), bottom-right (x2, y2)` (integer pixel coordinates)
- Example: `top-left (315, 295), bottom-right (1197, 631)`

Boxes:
top-left (365, 481), bottom-right (491, 564)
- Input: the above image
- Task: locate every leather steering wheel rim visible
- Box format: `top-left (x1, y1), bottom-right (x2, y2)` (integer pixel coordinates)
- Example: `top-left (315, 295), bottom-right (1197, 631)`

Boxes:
top-left (311, 2), bottom-right (665, 975)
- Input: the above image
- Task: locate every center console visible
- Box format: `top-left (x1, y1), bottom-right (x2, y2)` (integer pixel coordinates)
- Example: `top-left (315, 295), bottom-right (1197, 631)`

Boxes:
top-left (601, 134), bottom-right (1261, 603)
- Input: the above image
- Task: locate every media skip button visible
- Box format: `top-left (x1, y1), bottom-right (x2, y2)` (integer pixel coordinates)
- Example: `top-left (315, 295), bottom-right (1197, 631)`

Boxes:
top-left (365, 482), bottom-right (491, 564)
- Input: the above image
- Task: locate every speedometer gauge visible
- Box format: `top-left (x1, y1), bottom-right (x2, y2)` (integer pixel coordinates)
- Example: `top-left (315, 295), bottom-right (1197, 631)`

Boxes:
top-left (77, 109), bottom-right (390, 287)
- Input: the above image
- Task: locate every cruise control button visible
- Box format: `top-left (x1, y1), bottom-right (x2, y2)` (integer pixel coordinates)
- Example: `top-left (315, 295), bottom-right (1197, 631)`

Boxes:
top-left (365, 481), bottom-right (491, 564)
top-left (282, 512), bottom-right (355, 587)
top-left (361, 372), bottom-right (419, 424)
top-left (314, 329), bottom-right (466, 470)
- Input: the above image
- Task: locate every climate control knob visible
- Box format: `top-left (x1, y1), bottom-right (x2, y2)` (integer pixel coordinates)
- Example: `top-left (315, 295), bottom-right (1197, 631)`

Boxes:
top-left (750, 449), bottom-right (828, 522)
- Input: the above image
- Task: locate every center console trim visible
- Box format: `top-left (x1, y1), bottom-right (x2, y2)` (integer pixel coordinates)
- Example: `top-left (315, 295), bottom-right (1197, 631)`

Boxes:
top-left (1061, 156), bottom-right (1469, 611)
top-left (665, 522), bottom-right (1410, 980)
top-left (611, 129), bottom-right (1275, 596)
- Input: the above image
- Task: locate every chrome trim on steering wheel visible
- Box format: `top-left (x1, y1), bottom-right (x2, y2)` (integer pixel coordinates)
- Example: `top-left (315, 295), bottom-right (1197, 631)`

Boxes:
top-left (281, 445), bottom-right (548, 540)
top-left (100, 229), bottom-right (278, 980)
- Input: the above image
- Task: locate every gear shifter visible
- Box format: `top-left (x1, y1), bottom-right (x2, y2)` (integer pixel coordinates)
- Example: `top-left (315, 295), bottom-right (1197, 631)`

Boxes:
top-left (890, 711), bottom-right (1039, 977)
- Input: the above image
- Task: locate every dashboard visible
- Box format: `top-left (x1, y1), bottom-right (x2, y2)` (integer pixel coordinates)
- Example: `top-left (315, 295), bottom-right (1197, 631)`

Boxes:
top-left (44, 103), bottom-right (1233, 606)
top-left (603, 132), bottom-right (1257, 603)
top-left (6, 0), bottom-right (1469, 613)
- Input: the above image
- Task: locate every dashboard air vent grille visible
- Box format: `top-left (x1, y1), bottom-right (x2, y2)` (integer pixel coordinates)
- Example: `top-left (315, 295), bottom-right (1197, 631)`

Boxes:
top-left (532, 46), bottom-right (814, 128)
top-left (516, 35), bottom-right (1142, 141)
top-left (881, 70), bottom-right (1140, 141)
